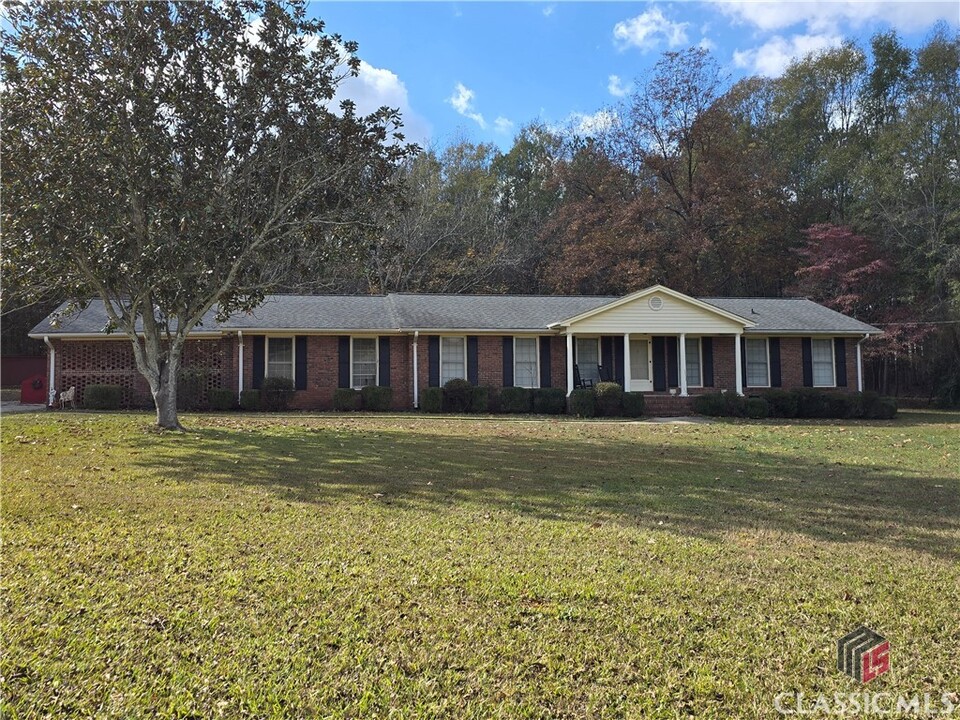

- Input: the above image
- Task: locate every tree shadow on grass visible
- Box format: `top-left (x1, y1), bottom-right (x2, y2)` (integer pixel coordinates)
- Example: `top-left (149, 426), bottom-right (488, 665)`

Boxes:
top-left (132, 421), bottom-right (960, 561)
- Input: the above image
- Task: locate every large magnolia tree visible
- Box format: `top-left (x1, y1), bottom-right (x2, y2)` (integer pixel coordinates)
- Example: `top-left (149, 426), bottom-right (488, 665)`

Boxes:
top-left (1, 0), bottom-right (414, 428)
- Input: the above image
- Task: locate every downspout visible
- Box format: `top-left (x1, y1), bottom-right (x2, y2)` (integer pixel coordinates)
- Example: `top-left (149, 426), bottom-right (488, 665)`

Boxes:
top-left (237, 331), bottom-right (244, 395)
top-left (43, 336), bottom-right (56, 407)
top-left (856, 334), bottom-right (867, 392)
top-left (412, 331), bottom-right (419, 409)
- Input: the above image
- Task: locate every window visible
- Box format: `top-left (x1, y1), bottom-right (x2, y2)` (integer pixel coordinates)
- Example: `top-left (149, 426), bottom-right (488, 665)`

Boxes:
top-left (440, 336), bottom-right (466, 385)
top-left (351, 337), bottom-right (377, 389)
top-left (745, 338), bottom-right (770, 387)
top-left (266, 337), bottom-right (294, 380)
top-left (576, 337), bottom-right (600, 383)
top-left (684, 337), bottom-right (702, 387)
top-left (514, 337), bottom-right (539, 388)
top-left (812, 338), bottom-right (835, 386)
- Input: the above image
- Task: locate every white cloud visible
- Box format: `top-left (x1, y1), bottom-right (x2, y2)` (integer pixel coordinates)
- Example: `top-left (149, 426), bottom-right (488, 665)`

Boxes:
top-left (710, 1), bottom-right (957, 33)
top-left (569, 109), bottom-right (617, 136)
top-left (542, 4), bottom-right (555, 17)
top-left (607, 74), bottom-right (631, 98)
top-left (494, 116), bottom-right (515, 135)
top-left (698, 37), bottom-right (717, 52)
top-left (334, 60), bottom-right (431, 144)
top-left (613, 7), bottom-right (690, 52)
top-left (447, 82), bottom-right (487, 129)
top-left (733, 33), bottom-right (844, 77)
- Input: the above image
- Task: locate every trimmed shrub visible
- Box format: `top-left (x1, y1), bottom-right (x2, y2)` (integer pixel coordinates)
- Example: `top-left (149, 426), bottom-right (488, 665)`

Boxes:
top-left (794, 388), bottom-right (832, 418)
top-left (484, 386), bottom-right (502, 414)
top-left (84, 384), bottom-right (124, 410)
top-left (621, 392), bottom-right (645, 418)
top-left (239, 389), bottom-right (261, 411)
top-left (501, 387), bottom-right (533, 414)
top-left (855, 391), bottom-right (897, 419)
top-left (361, 385), bottom-right (393, 412)
top-left (420, 387), bottom-right (443, 413)
top-left (334, 388), bottom-right (362, 411)
top-left (569, 388), bottom-right (596, 417)
top-left (470, 386), bottom-right (489, 414)
top-left (594, 382), bottom-right (624, 417)
top-left (693, 391), bottom-right (746, 417)
top-left (761, 389), bottom-right (798, 418)
top-left (746, 397), bottom-right (770, 419)
top-left (532, 387), bottom-right (566, 415)
top-left (208, 388), bottom-right (236, 411)
top-left (261, 376), bottom-right (294, 411)
top-left (443, 378), bottom-right (474, 413)
top-left (177, 368), bottom-right (212, 411)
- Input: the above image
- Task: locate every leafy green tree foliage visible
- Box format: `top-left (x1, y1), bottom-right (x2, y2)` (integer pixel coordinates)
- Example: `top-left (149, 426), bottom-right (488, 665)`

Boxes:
top-left (2, 1), bottom-right (413, 427)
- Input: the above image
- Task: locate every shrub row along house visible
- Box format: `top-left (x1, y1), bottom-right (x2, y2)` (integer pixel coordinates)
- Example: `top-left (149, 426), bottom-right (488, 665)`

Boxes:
top-left (30, 285), bottom-right (880, 415)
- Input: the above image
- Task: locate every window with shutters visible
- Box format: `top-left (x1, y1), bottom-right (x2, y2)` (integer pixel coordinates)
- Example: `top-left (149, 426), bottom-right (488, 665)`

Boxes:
top-left (266, 337), bottom-right (294, 380)
top-left (685, 337), bottom-right (702, 387)
top-left (745, 338), bottom-right (770, 387)
top-left (351, 337), bottom-right (378, 389)
top-left (575, 337), bottom-right (600, 383)
top-left (812, 338), bottom-right (835, 387)
top-left (440, 336), bottom-right (466, 385)
top-left (514, 337), bottom-right (539, 388)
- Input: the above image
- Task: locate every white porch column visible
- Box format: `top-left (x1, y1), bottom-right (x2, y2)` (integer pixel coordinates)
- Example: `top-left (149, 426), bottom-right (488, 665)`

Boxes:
top-left (623, 333), bottom-right (631, 392)
top-left (856, 335), bottom-right (865, 392)
top-left (237, 331), bottom-right (244, 395)
top-left (734, 333), bottom-right (744, 396)
top-left (413, 331), bottom-right (420, 408)
top-left (566, 333), bottom-right (574, 396)
top-left (678, 333), bottom-right (688, 397)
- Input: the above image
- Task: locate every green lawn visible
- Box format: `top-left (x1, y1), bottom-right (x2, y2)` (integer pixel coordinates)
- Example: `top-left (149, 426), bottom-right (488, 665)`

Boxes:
top-left (2, 411), bottom-right (958, 718)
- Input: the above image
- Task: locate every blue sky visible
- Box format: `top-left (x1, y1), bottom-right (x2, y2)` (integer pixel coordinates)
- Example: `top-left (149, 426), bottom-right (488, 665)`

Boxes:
top-left (318, 1), bottom-right (959, 149)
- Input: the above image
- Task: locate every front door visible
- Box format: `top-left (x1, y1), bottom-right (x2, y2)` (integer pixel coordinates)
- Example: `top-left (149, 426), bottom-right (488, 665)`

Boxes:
top-left (629, 338), bottom-right (653, 392)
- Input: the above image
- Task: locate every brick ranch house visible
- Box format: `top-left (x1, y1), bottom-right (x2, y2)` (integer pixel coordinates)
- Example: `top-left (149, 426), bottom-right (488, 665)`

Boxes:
top-left (31, 285), bottom-right (880, 414)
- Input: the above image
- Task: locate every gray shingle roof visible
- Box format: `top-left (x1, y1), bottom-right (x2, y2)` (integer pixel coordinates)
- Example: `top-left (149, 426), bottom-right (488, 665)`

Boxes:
top-left (30, 292), bottom-right (880, 336)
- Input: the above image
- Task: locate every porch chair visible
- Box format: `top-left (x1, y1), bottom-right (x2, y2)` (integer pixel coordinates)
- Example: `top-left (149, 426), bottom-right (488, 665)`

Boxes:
top-left (573, 364), bottom-right (594, 389)
top-left (58, 386), bottom-right (76, 410)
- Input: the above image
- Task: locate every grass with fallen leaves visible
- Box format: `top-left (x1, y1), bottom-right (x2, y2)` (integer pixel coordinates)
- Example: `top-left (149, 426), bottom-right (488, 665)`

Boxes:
top-left (2, 410), bottom-right (958, 718)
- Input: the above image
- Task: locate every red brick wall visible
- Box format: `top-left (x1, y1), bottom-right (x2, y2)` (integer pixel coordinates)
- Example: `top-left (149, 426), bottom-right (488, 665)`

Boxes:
top-left (549, 336), bottom-right (568, 389)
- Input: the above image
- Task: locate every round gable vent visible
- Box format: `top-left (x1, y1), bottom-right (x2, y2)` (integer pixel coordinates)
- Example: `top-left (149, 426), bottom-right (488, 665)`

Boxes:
top-left (648, 296), bottom-right (664, 311)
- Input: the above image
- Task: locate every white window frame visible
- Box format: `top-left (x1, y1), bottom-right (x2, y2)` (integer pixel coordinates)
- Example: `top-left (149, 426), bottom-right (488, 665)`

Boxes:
top-left (513, 336), bottom-right (540, 389)
top-left (440, 336), bottom-right (467, 385)
top-left (812, 338), bottom-right (836, 387)
top-left (745, 338), bottom-right (771, 388)
top-left (575, 336), bottom-right (601, 383)
top-left (350, 336), bottom-right (379, 390)
top-left (684, 337), bottom-right (703, 388)
top-left (265, 336), bottom-right (295, 381)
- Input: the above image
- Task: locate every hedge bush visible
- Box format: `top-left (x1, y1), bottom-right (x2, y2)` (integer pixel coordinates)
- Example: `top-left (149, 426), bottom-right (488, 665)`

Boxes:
top-left (500, 387), bottom-right (533, 414)
top-left (532, 387), bottom-right (566, 414)
top-left (177, 369), bottom-right (212, 411)
top-left (84, 384), bottom-right (124, 410)
top-left (746, 397), bottom-right (770, 419)
top-left (260, 376), bottom-right (294, 411)
top-left (334, 388), bottom-right (362, 411)
top-left (594, 382), bottom-right (623, 417)
top-left (621, 392), bottom-right (645, 418)
top-left (208, 388), bottom-right (236, 411)
top-left (239, 389), bottom-right (261, 411)
top-left (470, 386), bottom-right (489, 414)
top-left (858, 391), bottom-right (897, 419)
top-left (569, 388), bottom-right (596, 417)
top-left (361, 385), bottom-right (393, 412)
top-left (760, 389), bottom-right (798, 418)
top-left (484, 386), bottom-right (502, 414)
top-left (443, 378), bottom-right (474, 413)
top-left (420, 387), bottom-right (443, 413)
top-left (692, 391), bottom-right (746, 417)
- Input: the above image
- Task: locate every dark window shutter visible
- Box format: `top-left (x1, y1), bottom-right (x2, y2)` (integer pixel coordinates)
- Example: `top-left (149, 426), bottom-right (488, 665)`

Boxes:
top-left (502, 337), bottom-right (514, 387)
top-left (338, 336), bottom-right (350, 388)
top-left (834, 338), bottom-right (847, 387)
top-left (702, 337), bottom-right (714, 387)
top-left (769, 338), bottom-right (782, 387)
top-left (428, 336), bottom-right (440, 387)
top-left (467, 336), bottom-right (479, 385)
top-left (539, 337), bottom-right (551, 388)
top-left (666, 336), bottom-right (679, 388)
top-left (600, 336), bottom-right (614, 382)
top-left (613, 336), bottom-right (624, 386)
top-left (652, 336), bottom-right (666, 391)
top-left (378, 337), bottom-right (391, 387)
top-left (252, 336), bottom-right (265, 390)
top-left (740, 336), bottom-right (747, 387)
top-left (295, 336), bottom-right (307, 390)
top-left (801, 338), bottom-right (813, 387)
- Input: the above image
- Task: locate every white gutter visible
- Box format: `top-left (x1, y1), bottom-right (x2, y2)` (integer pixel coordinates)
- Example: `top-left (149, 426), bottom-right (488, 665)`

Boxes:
top-left (43, 336), bottom-right (56, 406)
top-left (237, 331), bottom-right (244, 395)
top-left (412, 331), bottom-right (419, 409)
top-left (856, 333), bottom-right (868, 392)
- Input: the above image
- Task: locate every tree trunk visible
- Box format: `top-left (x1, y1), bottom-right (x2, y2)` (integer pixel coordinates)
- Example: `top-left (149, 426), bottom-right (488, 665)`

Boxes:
top-left (152, 371), bottom-right (181, 430)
